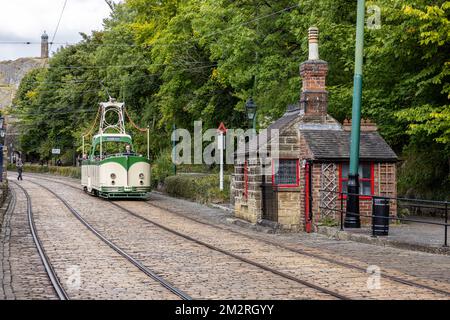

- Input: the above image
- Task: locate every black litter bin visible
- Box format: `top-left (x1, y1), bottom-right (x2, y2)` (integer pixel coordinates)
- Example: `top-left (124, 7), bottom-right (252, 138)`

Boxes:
top-left (372, 197), bottom-right (390, 236)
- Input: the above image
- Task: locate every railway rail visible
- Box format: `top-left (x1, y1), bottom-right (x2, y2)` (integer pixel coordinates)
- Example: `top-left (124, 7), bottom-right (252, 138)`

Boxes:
top-left (143, 201), bottom-right (450, 297)
top-left (10, 179), bottom-right (191, 300)
top-left (22, 173), bottom-right (450, 299)
top-left (11, 181), bottom-right (69, 300)
top-left (23, 175), bottom-right (349, 300)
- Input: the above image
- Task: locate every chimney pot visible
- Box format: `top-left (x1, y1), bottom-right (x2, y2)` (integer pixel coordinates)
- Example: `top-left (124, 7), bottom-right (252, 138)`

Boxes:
top-left (308, 27), bottom-right (319, 60)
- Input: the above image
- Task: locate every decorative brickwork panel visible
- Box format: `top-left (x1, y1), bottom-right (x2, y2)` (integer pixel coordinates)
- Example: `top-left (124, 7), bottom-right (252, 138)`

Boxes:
top-left (330, 162), bottom-right (398, 226)
top-left (320, 163), bottom-right (337, 219)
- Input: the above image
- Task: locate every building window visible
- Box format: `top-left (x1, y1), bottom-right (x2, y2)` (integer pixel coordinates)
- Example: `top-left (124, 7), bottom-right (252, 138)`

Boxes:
top-left (339, 162), bottom-right (374, 198)
top-left (272, 159), bottom-right (299, 187)
top-left (244, 160), bottom-right (249, 199)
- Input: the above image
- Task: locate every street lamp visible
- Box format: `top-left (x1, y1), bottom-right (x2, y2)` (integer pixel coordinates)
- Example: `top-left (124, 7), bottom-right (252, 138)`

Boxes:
top-left (245, 97), bottom-right (257, 131)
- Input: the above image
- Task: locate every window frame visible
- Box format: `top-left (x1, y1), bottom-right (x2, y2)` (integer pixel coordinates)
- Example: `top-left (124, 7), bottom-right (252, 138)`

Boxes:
top-left (272, 158), bottom-right (300, 188)
top-left (338, 162), bottom-right (374, 199)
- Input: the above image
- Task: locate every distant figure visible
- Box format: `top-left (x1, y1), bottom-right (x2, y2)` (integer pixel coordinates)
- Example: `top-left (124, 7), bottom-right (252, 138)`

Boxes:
top-left (56, 159), bottom-right (62, 166)
top-left (17, 158), bottom-right (23, 181)
top-left (124, 144), bottom-right (134, 155)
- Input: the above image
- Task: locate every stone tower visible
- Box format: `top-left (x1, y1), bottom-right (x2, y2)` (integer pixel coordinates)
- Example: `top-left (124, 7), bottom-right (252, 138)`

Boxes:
top-left (299, 27), bottom-right (329, 119)
top-left (41, 31), bottom-right (49, 59)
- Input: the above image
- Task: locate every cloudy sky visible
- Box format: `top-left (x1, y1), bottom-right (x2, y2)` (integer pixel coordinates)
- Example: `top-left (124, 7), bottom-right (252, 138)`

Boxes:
top-left (0, 0), bottom-right (115, 61)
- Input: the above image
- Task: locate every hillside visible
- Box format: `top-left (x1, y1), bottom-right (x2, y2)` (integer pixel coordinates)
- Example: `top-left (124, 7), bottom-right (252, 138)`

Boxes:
top-left (0, 57), bottom-right (45, 110)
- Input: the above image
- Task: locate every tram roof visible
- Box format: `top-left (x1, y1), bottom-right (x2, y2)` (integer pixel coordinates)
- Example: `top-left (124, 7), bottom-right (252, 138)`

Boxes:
top-left (92, 133), bottom-right (132, 144)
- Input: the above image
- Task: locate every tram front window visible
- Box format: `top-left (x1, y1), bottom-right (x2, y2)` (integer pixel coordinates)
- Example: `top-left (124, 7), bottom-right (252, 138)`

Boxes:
top-left (93, 141), bottom-right (134, 159)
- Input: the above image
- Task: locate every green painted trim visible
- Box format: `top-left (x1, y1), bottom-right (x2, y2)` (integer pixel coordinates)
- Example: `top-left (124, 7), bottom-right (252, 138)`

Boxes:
top-left (92, 135), bottom-right (132, 145)
top-left (82, 156), bottom-right (150, 170)
top-left (98, 189), bottom-right (150, 199)
top-left (128, 156), bottom-right (151, 167)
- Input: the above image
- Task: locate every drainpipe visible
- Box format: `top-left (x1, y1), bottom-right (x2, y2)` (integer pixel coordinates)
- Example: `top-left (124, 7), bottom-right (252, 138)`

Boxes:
top-left (305, 160), bottom-right (313, 233)
top-left (345, 0), bottom-right (365, 228)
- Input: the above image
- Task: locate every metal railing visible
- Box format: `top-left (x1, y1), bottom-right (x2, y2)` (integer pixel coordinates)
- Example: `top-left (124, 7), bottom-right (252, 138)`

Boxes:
top-left (319, 189), bottom-right (449, 247)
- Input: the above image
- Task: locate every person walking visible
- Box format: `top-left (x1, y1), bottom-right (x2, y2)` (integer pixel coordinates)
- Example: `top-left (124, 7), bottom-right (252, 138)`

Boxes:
top-left (17, 158), bottom-right (23, 181)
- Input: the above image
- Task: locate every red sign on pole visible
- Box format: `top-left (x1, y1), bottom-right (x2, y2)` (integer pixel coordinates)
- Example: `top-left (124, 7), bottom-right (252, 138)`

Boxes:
top-left (217, 122), bottom-right (227, 133)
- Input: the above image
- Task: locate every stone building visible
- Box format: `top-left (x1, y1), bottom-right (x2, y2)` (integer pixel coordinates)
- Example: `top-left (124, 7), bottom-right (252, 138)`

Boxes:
top-left (231, 27), bottom-right (398, 232)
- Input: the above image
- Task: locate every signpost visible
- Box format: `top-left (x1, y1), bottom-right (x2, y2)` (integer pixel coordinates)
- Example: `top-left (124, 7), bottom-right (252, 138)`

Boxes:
top-left (217, 122), bottom-right (227, 191)
top-left (52, 148), bottom-right (61, 166)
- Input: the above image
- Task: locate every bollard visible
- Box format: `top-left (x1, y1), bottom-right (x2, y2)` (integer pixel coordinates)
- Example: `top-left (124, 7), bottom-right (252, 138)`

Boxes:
top-left (372, 197), bottom-right (390, 236)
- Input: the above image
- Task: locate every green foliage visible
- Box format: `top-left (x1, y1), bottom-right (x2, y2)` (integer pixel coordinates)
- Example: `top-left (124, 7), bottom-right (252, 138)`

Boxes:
top-left (164, 173), bottom-right (230, 204)
top-left (8, 164), bottom-right (81, 179)
top-left (398, 143), bottom-right (450, 200)
top-left (11, 0), bottom-right (450, 199)
top-left (395, 2), bottom-right (450, 145)
top-left (151, 148), bottom-right (173, 187)
top-left (318, 216), bottom-right (339, 227)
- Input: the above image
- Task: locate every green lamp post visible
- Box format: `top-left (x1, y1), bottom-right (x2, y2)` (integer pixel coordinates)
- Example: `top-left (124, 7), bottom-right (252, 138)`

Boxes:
top-left (345, 0), bottom-right (366, 228)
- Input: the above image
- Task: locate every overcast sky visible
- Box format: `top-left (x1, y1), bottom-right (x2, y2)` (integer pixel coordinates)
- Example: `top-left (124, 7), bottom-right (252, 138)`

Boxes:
top-left (0, 0), bottom-right (116, 61)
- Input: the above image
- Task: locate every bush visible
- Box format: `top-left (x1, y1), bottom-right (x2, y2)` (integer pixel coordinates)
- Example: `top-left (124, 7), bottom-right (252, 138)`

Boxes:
top-left (8, 164), bottom-right (81, 179)
top-left (151, 148), bottom-right (174, 188)
top-left (164, 173), bottom-right (230, 204)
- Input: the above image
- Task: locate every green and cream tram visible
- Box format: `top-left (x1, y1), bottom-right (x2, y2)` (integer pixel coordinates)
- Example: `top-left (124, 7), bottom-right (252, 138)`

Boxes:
top-left (81, 99), bottom-right (151, 199)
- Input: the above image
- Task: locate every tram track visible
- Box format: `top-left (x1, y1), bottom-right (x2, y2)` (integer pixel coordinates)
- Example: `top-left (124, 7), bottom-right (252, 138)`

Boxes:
top-left (23, 173), bottom-right (450, 299)
top-left (21, 179), bottom-right (192, 300)
top-left (143, 201), bottom-right (450, 298)
top-left (25, 175), bottom-right (349, 299)
top-left (11, 181), bottom-right (69, 300)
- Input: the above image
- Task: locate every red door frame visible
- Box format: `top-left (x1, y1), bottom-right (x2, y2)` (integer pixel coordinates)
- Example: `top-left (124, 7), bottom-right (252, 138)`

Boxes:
top-left (304, 161), bottom-right (312, 233)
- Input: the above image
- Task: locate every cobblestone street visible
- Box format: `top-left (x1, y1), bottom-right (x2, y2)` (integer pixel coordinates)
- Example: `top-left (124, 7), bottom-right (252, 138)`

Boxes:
top-left (1, 173), bottom-right (449, 300)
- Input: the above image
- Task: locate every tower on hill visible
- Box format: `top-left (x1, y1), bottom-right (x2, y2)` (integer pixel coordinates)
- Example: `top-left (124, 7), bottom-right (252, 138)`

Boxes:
top-left (41, 31), bottom-right (49, 59)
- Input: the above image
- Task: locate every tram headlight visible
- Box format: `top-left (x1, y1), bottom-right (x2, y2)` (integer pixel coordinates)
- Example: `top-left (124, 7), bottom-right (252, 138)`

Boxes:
top-left (110, 173), bottom-right (117, 180)
top-left (139, 173), bottom-right (145, 179)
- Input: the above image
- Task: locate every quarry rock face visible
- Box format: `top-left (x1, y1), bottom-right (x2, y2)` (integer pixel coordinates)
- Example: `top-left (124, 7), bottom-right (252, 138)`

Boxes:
top-left (0, 57), bottom-right (45, 110)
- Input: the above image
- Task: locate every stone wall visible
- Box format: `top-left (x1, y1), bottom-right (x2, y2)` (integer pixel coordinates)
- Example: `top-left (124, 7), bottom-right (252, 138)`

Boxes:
top-left (233, 119), bottom-right (302, 228)
top-left (234, 156), bottom-right (262, 223)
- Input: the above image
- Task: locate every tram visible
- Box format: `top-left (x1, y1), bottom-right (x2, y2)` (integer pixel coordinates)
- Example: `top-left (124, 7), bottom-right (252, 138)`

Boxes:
top-left (81, 98), bottom-right (151, 199)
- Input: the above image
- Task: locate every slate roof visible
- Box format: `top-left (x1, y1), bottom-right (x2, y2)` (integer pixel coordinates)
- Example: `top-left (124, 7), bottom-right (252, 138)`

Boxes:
top-left (301, 130), bottom-right (398, 161)
top-left (243, 107), bottom-right (300, 155)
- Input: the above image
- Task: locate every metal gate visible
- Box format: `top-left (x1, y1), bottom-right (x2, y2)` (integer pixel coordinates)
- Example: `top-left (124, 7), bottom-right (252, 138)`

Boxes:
top-left (261, 184), bottom-right (278, 222)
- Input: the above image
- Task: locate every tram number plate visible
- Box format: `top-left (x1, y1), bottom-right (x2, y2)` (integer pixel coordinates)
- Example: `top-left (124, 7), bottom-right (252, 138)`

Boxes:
top-left (124, 187), bottom-right (132, 191)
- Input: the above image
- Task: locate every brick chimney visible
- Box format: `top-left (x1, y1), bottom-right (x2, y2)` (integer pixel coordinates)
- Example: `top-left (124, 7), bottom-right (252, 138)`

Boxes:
top-left (299, 27), bottom-right (328, 118)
